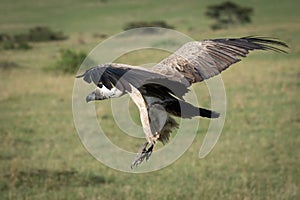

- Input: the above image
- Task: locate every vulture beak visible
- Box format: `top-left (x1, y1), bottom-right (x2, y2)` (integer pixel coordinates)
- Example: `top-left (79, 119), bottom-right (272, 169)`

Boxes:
top-left (86, 87), bottom-right (106, 102)
top-left (86, 90), bottom-right (97, 103)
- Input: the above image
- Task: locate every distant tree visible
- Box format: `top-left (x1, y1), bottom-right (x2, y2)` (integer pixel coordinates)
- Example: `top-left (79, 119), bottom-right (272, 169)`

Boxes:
top-left (205, 1), bottom-right (253, 30)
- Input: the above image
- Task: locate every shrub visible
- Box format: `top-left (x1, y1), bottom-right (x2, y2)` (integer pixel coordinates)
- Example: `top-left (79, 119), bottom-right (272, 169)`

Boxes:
top-left (51, 49), bottom-right (90, 74)
top-left (0, 34), bottom-right (14, 50)
top-left (1, 40), bottom-right (32, 50)
top-left (14, 26), bottom-right (67, 42)
top-left (205, 1), bottom-right (253, 30)
top-left (1, 26), bottom-right (66, 51)
top-left (0, 34), bottom-right (32, 50)
top-left (26, 26), bottom-right (67, 42)
top-left (13, 33), bottom-right (30, 43)
top-left (123, 21), bottom-right (174, 31)
top-left (0, 33), bottom-right (11, 42)
top-left (2, 40), bottom-right (15, 50)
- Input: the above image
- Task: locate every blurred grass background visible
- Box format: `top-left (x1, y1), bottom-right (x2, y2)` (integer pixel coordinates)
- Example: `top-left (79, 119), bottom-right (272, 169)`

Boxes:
top-left (0, 0), bottom-right (299, 199)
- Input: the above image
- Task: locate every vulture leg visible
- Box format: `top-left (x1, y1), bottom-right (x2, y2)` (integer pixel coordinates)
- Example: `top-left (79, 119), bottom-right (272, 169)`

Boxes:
top-left (131, 141), bottom-right (154, 168)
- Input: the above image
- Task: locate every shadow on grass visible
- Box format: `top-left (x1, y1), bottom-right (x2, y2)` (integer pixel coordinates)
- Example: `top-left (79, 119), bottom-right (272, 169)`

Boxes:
top-left (1, 169), bottom-right (110, 191)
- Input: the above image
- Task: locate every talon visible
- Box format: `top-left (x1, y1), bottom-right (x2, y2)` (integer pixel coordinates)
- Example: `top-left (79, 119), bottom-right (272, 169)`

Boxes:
top-left (131, 142), bottom-right (154, 168)
top-left (145, 144), bottom-right (153, 161)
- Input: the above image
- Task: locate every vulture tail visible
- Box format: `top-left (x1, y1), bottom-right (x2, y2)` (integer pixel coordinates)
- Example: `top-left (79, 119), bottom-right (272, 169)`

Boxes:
top-left (163, 99), bottom-right (220, 119)
top-left (198, 107), bottom-right (220, 118)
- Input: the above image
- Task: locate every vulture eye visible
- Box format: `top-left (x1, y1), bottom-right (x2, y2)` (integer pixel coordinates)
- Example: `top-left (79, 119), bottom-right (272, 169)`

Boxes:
top-left (97, 82), bottom-right (103, 88)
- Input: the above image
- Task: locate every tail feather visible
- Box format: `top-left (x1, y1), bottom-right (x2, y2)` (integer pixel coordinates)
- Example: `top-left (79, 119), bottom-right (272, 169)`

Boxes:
top-left (163, 99), bottom-right (220, 119)
top-left (199, 107), bottom-right (220, 118)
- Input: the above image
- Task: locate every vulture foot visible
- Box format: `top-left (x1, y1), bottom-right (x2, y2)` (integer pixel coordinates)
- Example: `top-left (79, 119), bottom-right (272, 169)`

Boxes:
top-left (131, 141), bottom-right (154, 168)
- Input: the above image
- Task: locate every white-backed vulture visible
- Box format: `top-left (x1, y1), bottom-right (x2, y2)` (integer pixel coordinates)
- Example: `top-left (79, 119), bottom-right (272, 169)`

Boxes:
top-left (76, 36), bottom-right (288, 168)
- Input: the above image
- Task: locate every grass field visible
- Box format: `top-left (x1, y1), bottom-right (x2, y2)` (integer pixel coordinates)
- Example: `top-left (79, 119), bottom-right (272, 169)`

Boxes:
top-left (0, 0), bottom-right (299, 199)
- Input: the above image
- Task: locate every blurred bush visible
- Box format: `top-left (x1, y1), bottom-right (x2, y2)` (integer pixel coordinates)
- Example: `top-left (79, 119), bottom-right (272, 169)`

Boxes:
top-left (205, 1), bottom-right (253, 30)
top-left (50, 49), bottom-right (95, 74)
top-left (51, 49), bottom-right (87, 73)
top-left (27, 26), bottom-right (67, 42)
top-left (0, 26), bottom-right (67, 50)
top-left (14, 26), bottom-right (68, 42)
top-left (0, 33), bottom-right (32, 50)
top-left (123, 20), bottom-right (174, 32)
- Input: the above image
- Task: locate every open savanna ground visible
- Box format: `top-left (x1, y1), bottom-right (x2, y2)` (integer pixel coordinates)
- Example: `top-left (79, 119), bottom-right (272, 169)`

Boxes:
top-left (0, 0), bottom-right (299, 199)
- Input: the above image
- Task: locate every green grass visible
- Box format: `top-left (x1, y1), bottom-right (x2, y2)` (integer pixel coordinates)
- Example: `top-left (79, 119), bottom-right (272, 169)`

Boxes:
top-left (0, 0), bottom-right (299, 199)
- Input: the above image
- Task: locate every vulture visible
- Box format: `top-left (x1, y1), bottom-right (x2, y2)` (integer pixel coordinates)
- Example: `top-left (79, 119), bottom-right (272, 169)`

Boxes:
top-left (76, 36), bottom-right (288, 168)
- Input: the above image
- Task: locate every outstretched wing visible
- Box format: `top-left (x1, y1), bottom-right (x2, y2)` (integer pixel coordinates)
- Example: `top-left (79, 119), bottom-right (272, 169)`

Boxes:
top-left (153, 36), bottom-right (288, 86)
top-left (77, 63), bottom-right (189, 99)
top-left (77, 63), bottom-right (160, 91)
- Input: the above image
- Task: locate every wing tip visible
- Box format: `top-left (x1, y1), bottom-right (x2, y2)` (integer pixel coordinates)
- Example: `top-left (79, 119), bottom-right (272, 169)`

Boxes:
top-left (210, 35), bottom-right (289, 54)
top-left (241, 35), bottom-right (289, 53)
